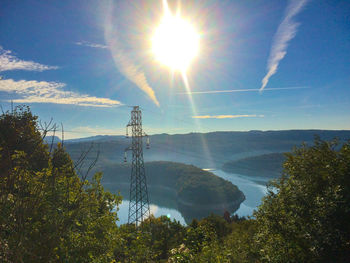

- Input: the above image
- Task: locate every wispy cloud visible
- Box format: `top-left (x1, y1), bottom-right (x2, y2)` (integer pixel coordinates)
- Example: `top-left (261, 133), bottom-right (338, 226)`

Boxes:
top-left (260, 0), bottom-right (309, 92)
top-left (75, 41), bottom-right (108, 49)
top-left (192, 114), bottom-right (264, 119)
top-left (111, 50), bottom-right (160, 107)
top-left (104, 8), bottom-right (160, 107)
top-left (0, 46), bottom-right (58, 72)
top-left (179, 86), bottom-right (309, 95)
top-left (0, 78), bottom-right (121, 107)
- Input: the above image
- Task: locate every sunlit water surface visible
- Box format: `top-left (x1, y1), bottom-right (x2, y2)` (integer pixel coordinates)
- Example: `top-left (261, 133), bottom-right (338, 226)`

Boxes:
top-left (115, 170), bottom-right (269, 225)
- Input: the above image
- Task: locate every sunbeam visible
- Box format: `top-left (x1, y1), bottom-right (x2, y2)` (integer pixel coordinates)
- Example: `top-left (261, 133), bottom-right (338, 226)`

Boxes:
top-left (182, 71), bottom-right (214, 169)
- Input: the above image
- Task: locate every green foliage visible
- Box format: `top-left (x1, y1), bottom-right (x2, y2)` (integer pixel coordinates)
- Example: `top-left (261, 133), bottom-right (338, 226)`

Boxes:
top-left (222, 220), bottom-right (259, 263)
top-left (197, 214), bottom-right (232, 242)
top-left (0, 105), bottom-right (49, 177)
top-left (168, 243), bottom-right (194, 263)
top-left (181, 216), bottom-right (258, 263)
top-left (166, 139), bottom-right (350, 263)
top-left (114, 216), bottom-right (186, 262)
top-left (2, 106), bottom-right (349, 262)
top-left (0, 106), bottom-right (121, 262)
top-left (255, 139), bottom-right (350, 262)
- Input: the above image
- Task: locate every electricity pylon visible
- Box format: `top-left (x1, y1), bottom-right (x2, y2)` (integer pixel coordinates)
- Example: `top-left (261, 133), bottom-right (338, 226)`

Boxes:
top-left (124, 106), bottom-right (150, 226)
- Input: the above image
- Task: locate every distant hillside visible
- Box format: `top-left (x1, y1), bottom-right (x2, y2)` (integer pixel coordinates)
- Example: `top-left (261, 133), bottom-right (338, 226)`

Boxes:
top-left (43, 135), bottom-right (61, 144)
top-left (222, 153), bottom-right (286, 178)
top-left (93, 161), bottom-right (245, 223)
top-left (67, 135), bottom-right (124, 143)
top-left (97, 161), bottom-right (244, 205)
top-left (64, 130), bottom-right (350, 168)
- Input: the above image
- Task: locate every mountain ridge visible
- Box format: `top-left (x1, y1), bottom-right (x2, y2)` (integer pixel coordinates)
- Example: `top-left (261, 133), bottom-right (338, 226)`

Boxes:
top-left (63, 130), bottom-right (350, 168)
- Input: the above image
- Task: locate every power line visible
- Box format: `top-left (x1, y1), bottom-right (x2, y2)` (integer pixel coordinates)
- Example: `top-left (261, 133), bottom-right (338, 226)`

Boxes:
top-left (40, 105), bottom-right (230, 168)
top-left (43, 128), bottom-right (227, 168)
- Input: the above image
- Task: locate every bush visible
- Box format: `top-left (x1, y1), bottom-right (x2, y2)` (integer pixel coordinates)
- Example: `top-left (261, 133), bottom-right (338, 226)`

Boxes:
top-left (255, 139), bottom-right (350, 262)
top-left (0, 106), bottom-right (121, 262)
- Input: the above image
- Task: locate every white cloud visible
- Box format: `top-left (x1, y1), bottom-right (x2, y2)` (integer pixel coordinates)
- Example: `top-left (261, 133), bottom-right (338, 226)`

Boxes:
top-left (192, 114), bottom-right (264, 119)
top-left (0, 46), bottom-right (58, 72)
top-left (0, 78), bottom-right (121, 107)
top-left (260, 0), bottom-right (309, 92)
top-left (75, 41), bottom-right (108, 49)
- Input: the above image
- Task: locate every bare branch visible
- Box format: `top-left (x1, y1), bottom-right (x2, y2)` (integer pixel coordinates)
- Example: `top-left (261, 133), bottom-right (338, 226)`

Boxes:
top-left (73, 142), bottom-right (95, 170)
top-left (61, 123), bottom-right (64, 147)
top-left (82, 143), bottom-right (100, 181)
top-left (49, 124), bottom-right (57, 154)
top-left (39, 118), bottom-right (54, 141)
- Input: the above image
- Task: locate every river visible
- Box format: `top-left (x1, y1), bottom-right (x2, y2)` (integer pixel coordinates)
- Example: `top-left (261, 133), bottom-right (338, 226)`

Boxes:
top-left (115, 170), bottom-right (269, 225)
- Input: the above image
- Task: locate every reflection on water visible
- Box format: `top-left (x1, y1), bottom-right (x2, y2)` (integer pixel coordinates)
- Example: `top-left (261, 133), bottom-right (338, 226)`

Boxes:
top-left (116, 201), bottom-right (186, 225)
top-left (213, 170), bottom-right (268, 217)
top-left (107, 170), bottom-right (269, 225)
top-left (105, 183), bottom-right (187, 225)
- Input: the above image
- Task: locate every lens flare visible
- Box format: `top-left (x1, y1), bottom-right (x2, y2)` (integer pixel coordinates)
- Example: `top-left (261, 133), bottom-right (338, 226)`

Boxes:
top-left (151, 4), bottom-right (199, 71)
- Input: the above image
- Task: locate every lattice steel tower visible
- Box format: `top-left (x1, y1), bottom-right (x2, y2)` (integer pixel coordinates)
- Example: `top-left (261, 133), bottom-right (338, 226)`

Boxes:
top-left (124, 106), bottom-right (150, 226)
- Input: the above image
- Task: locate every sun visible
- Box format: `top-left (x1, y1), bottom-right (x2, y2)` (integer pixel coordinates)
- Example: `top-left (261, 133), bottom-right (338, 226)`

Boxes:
top-left (152, 11), bottom-right (199, 72)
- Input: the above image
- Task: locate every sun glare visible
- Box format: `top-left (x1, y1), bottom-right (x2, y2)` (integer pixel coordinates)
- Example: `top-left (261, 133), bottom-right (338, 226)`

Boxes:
top-left (152, 13), bottom-right (199, 72)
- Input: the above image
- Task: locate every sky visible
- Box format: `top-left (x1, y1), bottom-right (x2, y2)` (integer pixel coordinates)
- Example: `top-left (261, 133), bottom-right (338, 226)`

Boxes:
top-left (0, 0), bottom-right (349, 139)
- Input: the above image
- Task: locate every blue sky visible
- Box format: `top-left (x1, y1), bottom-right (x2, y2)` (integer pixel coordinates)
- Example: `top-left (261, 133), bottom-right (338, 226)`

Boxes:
top-left (0, 0), bottom-right (349, 139)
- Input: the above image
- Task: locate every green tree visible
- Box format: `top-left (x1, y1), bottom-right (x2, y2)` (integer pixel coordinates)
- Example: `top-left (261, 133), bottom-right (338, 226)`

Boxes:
top-left (222, 220), bottom-right (259, 263)
top-left (255, 139), bottom-right (350, 262)
top-left (0, 106), bottom-right (121, 262)
top-left (185, 216), bottom-right (258, 263)
top-left (114, 216), bottom-right (186, 262)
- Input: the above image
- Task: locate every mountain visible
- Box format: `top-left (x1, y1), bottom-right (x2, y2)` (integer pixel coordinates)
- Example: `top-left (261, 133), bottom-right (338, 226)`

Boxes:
top-left (61, 130), bottom-right (350, 222)
top-left (222, 153), bottom-right (286, 179)
top-left (92, 160), bottom-right (245, 223)
top-left (66, 135), bottom-right (125, 143)
top-left (43, 135), bottom-right (61, 144)
top-left (64, 130), bottom-right (350, 169)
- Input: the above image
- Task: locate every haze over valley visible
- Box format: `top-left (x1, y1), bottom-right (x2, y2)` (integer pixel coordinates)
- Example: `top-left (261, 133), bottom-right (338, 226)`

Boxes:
top-left (2, 0), bottom-right (350, 261)
top-left (60, 129), bottom-right (350, 223)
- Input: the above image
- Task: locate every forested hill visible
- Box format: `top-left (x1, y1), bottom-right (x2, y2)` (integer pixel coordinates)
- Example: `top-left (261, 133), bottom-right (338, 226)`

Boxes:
top-left (98, 160), bottom-right (244, 204)
top-left (93, 160), bottom-right (245, 223)
top-left (65, 130), bottom-right (350, 168)
top-left (222, 153), bottom-right (286, 178)
top-left (2, 107), bottom-right (350, 262)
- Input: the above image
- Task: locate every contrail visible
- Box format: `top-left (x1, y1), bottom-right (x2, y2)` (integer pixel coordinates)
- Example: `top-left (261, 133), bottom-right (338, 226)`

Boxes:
top-left (192, 114), bottom-right (264, 119)
top-left (260, 0), bottom-right (309, 92)
top-left (104, 2), bottom-right (160, 107)
top-left (178, 86), bottom-right (309, 95)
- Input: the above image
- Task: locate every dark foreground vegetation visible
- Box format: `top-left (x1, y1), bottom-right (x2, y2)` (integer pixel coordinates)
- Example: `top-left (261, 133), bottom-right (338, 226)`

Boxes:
top-left (1, 106), bottom-right (349, 262)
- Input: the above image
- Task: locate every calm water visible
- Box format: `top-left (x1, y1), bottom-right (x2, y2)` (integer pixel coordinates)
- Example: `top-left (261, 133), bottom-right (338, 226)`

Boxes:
top-left (115, 170), bottom-right (269, 225)
top-left (214, 170), bottom-right (269, 217)
top-left (116, 201), bottom-right (186, 225)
